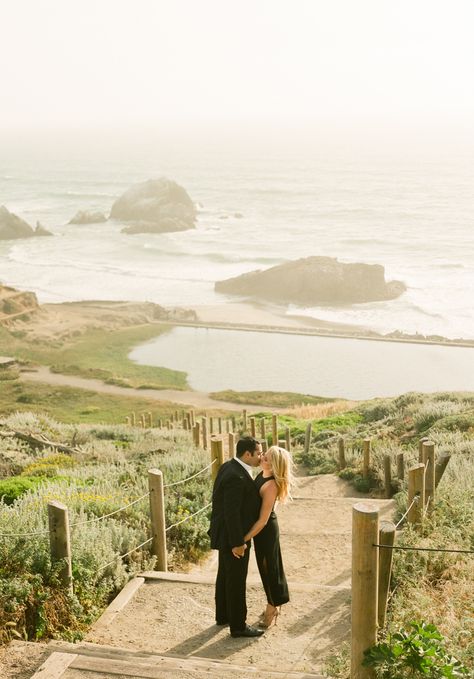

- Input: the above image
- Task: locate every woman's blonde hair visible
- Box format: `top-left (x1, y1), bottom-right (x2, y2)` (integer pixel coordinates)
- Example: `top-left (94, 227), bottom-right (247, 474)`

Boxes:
top-left (268, 446), bottom-right (296, 503)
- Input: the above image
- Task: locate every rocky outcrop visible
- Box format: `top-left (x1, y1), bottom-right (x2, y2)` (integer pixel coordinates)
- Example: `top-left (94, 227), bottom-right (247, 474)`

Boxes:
top-left (68, 210), bottom-right (107, 225)
top-left (35, 221), bottom-right (53, 237)
top-left (0, 284), bottom-right (39, 320)
top-left (0, 206), bottom-right (35, 239)
top-left (215, 256), bottom-right (406, 305)
top-left (110, 178), bottom-right (196, 235)
top-left (0, 207), bottom-right (53, 240)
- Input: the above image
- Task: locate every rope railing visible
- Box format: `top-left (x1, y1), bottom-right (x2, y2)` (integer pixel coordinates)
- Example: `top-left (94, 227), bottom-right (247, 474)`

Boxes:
top-left (0, 527), bottom-right (50, 538)
top-left (70, 492), bottom-right (150, 527)
top-left (163, 461), bottom-right (215, 488)
top-left (374, 543), bottom-right (474, 555)
top-left (395, 494), bottom-right (419, 529)
top-left (0, 460), bottom-right (215, 539)
top-left (98, 537), bottom-right (154, 572)
top-left (165, 502), bottom-right (212, 532)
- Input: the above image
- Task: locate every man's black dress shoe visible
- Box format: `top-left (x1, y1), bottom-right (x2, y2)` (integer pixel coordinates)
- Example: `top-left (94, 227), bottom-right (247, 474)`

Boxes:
top-left (216, 620), bottom-right (229, 626)
top-left (230, 625), bottom-right (264, 638)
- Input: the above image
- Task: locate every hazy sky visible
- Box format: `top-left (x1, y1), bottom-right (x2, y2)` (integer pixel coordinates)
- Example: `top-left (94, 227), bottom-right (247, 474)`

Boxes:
top-left (1, 0), bottom-right (474, 131)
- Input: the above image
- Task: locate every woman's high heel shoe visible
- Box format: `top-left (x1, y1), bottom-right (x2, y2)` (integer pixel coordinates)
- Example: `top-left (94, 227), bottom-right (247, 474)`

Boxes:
top-left (262, 605), bottom-right (280, 628)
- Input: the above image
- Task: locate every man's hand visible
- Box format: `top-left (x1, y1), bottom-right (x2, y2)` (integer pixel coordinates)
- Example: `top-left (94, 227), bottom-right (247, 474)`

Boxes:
top-left (231, 544), bottom-right (247, 559)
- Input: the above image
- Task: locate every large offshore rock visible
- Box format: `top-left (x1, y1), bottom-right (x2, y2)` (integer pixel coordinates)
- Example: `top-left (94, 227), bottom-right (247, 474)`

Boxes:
top-left (0, 205), bottom-right (35, 239)
top-left (68, 210), bottom-right (107, 225)
top-left (110, 178), bottom-right (196, 234)
top-left (215, 256), bottom-right (406, 305)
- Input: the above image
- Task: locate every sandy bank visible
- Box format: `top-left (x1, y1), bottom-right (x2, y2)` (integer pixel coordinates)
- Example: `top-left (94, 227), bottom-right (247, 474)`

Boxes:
top-left (3, 294), bottom-right (473, 349)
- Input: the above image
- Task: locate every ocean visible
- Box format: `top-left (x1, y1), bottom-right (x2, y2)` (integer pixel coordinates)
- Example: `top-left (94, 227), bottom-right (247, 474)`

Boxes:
top-left (1, 131), bottom-right (473, 340)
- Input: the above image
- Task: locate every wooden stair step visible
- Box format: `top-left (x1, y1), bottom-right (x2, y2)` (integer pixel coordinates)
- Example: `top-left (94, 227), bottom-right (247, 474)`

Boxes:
top-left (38, 643), bottom-right (327, 679)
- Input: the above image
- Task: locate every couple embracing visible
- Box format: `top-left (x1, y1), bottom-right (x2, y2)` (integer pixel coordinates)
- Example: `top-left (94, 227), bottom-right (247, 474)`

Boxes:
top-left (208, 436), bottom-right (295, 638)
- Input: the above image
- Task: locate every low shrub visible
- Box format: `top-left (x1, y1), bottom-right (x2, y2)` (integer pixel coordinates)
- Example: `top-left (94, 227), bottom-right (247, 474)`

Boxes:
top-left (363, 620), bottom-right (469, 678)
top-left (0, 476), bottom-right (44, 504)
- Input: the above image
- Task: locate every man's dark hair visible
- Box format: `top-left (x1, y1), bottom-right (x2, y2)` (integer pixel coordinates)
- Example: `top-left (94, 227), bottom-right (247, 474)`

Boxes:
top-left (236, 436), bottom-right (260, 458)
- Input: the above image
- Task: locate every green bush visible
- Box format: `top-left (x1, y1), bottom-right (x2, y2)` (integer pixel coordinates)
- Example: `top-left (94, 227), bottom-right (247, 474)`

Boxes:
top-left (16, 394), bottom-right (35, 404)
top-left (0, 476), bottom-right (44, 504)
top-left (429, 412), bottom-right (474, 433)
top-left (363, 620), bottom-right (469, 678)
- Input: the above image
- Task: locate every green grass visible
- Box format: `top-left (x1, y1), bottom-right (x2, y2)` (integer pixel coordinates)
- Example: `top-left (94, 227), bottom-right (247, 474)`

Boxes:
top-left (0, 325), bottom-right (187, 389)
top-left (0, 380), bottom-right (188, 424)
top-left (209, 390), bottom-right (337, 408)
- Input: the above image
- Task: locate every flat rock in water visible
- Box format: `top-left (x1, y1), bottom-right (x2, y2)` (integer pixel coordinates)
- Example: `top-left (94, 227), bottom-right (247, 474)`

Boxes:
top-left (215, 256), bottom-right (406, 305)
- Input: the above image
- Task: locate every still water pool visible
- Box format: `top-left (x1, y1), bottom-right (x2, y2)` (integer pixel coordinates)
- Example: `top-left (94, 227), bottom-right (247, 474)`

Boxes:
top-left (129, 327), bottom-right (474, 400)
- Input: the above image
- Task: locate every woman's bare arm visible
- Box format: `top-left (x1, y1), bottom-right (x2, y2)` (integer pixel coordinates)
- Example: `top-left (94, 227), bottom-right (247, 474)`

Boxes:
top-left (243, 480), bottom-right (278, 542)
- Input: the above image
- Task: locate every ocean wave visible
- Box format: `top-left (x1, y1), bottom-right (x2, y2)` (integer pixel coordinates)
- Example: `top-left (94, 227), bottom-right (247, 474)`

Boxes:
top-left (47, 191), bottom-right (117, 200)
top-left (437, 263), bottom-right (466, 270)
top-left (341, 238), bottom-right (396, 246)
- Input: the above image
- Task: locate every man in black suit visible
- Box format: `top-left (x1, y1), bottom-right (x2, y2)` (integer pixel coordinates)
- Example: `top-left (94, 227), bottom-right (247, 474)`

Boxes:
top-left (208, 436), bottom-right (264, 638)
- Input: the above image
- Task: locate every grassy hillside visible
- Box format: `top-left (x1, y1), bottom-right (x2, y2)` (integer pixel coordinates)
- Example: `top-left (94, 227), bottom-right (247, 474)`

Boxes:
top-left (0, 324), bottom-right (187, 389)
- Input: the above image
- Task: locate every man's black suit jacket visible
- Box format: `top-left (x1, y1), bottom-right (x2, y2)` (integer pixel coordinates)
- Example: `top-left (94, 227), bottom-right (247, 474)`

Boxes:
top-left (208, 458), bottom-right (261, 550)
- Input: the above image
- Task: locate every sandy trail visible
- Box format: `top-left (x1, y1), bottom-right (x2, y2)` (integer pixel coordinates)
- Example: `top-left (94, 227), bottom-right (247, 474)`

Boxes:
top-left (19, 366), bottom-right (277, 413)
top-left (84, 475), bottom-right (395, 675)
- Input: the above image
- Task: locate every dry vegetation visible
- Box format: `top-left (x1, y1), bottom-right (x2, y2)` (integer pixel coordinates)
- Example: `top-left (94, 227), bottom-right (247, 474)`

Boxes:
top-left (0, 391), bottom-right (472, 677)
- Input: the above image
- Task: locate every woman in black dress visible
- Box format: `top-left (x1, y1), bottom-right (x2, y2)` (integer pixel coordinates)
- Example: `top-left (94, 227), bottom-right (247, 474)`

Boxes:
top-left (243, 445), bottom-right (295, 628)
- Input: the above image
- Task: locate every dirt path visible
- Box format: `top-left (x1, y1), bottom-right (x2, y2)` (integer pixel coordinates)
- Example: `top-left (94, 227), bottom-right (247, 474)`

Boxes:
top-left (1, 475), bottom-right (395, 678)
top-left (19, 366), bottom-right (277, 413)
top-left (82, 474), bottom-right (395, 676)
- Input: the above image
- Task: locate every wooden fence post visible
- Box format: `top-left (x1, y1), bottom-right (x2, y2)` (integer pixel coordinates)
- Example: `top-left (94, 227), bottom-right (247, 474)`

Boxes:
top-left (250, 417), bottom-right (256, 438)
top-left (242, 409), bottom-right (248, 432)
top-left (148, 469), bottom-right (167, 571)
top-left (407, 463), bottom-right (425, 526)
top-left (231, 415), bottom-right (236, 432)
top-left (338, 438), bottom-right (346, 469)
top-left (125, 416), bottom-right (131, 426)
top-left (261, 439), bottom-right (268, 453)
top-left (396, 452), bottom-right (405, 482)
top-left (422, 441), bottom-right (435, 510)
top-left (209, 417), bottom-right (214, 434)
top-left (218, 417), bottom-right (223, 434)
top-left (260, 418), bottom-right (266, 441)
top-left (351, 503), bottom-right (379, 679)
top-left (193, 422), bottom-right (201, 447)
top-left (304, 422), bottom-right (312, 456)
top-left (285, 426), bottom-right (291, 453)
top-left (131, 412), bottom-right (136, 426)
top-left (228, 432), bottom-right (236, 459)
top-left (378, 521), bottom-right (395, 629)
top-left (211, 438), bottom-right (225, 481)
top-left (383, 455), bottom-right (392, 498)
top-left (272, 415), bottom-right (278, 446)
top-left (201, 417), bottom-right (208, 450)
top-left (435, 451), bottom-right (451, 488)
top-left (48, 501), bottom-right (73, 594)
top-left (363, 439), bottom-right (371, 479)
top-left (418, 437), bottom-right (429, 462)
